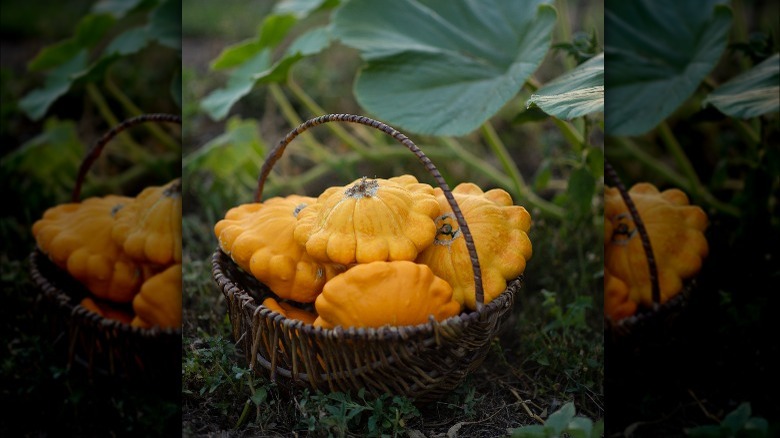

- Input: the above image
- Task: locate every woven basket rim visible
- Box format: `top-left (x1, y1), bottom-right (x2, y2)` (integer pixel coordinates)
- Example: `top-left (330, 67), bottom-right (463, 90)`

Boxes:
top-left (604, 278), bottom-right (698, 342)
top-left (212, 248), bottom-right (520, 341)
top-left (29, 249), bottom-right (182, 338)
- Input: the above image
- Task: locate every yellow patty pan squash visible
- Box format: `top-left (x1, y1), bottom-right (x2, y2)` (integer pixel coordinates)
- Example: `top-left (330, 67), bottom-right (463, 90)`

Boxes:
top-left (415, 183), bottom-right (532, 310)
top-left (131, 264), bottom-right (182, 329)
top-left (80, 296), bottom-right (134, 325)
top-left (214, 195), bottom-right (343, 303)
top-left (111, 179), bottom-right (182, 266)
top-left (604, 268), bottom-right (638, 322)
top-left (604, 183), bottom-right (708, 316)
top-left (32, 195), bottom-right (144, 303)
top-left (312, 261), bottom-right (461, 329)
top-left (261, 297), bottom-right (318, 325)
top-left (294, 175), bottom-right (440, 265)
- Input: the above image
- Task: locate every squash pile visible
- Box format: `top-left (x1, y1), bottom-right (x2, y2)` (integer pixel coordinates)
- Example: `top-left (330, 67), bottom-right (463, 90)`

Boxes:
top-left (214, 175), bottom-right (533, 329)
top-left (32, 179), bottom-right (183, 329)
top-left (604, 182), bottom-right (708, 322)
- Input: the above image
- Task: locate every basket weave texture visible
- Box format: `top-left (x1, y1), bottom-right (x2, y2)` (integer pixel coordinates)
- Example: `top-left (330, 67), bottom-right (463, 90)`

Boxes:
top-left (212, 114), bottom-right (523, 402)
top-left (27, 113), bottom-right (182, 380)
top-left (30, 249), bottom-right (181, 380)
top-left (214, 249), bottom-right (520, 402)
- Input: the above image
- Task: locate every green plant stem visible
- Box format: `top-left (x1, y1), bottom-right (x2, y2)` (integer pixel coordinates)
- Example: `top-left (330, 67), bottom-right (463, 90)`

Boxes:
top-left (658, 121), bottom-right (740, 217)
top-left (554, 0), bottom-right (576, 71)
top-left (267, 83), bottom-right (331, 162)
top-left (552, 118), bottom-right (586, 150)
top-left (734, 119), bottom-right (761, 146)
top-left (480, 121), bottom-right (564, 219)
top-left (658, 121), bottom-right (703, 190)
top-left (104, 75), bottom-right (180, 151)
top-left (608, 137), bottom-right (689, 189)
top-left (85, 83), bottom-right (151, 164)
top-left (439, 137), bottom-right (515, 189)
top-left (525, 76), bottom-right (585, 149)
top-left (262, 146), bottom-right (455, 196)
top-left (612, 136), bottom-right (741, 218)
top-left (235, 400), bottom-right (251, 429)
top-left (286, 78), bottom-right (371, 155)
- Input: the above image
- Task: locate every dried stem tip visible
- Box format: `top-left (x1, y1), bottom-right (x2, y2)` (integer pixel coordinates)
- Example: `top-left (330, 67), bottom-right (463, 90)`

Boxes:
top-left (344, 177), bottom-right (379, 199)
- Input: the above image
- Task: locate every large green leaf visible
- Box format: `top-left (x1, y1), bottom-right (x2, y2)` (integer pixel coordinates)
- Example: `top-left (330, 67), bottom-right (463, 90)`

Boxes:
top-left (183, 117), bottom-right (265, 187)
top-left (210, 14), bottom-right (297, 70)
top-left (27, 14), bottom-right (114, 71)
top-left (604, 0), bottom-right (732, 136)
top-left (1, 118), bottom-right (84, 202)
top-left (272, 0), bottom-right (337, 18)
top-left (201, 50), bottom-right (272, 120)
top-left (19, 0), bottom-right (181, 120)
top-left (91, 0), bottom-right (145, 18)
top-left (19, 51), bottom-right (89, 120)
top-left (201, 25), bottom-right (333, 120)
top-left (104, 27), bottom-right (151, 56)
top-left (332, 0), bottom-right (556, 136)
top-left (147, 0), bottom-right (181, 51)
top-left (527, 52), bottom-right (603, 119)
top-left (702, 53), bottom-right (780, 118)
top-left (545, 402), bottom-right (576, 436)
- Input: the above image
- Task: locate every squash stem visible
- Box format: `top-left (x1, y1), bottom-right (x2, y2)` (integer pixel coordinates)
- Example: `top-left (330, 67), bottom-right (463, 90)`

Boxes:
top-left (734, 118), bottom-right (761, 147)
top-left (552, 117), bottom-right (586, 151)
top-left (286, 77), bottom-right (372, 156)
top-left (267, 84), bottom-right (356, 192)
top-left (480, 121), bottom-right (565, 219)
top-left (268, 83), bottom-right (330, 163)
top-left (261, 147), bottom-right (455, 197)
top-left (658, 121), bottom-right (703, 190)
top-left (608, 137), bottom-right (690, 189)
top-left (85, 83), bottom-right (151, 164)
top-left (658, 121), bottom-right (740, 217)
top-left (439, 137), bottom-right (516, 191)
top-left (104, 74), bottom-right (180, 151)
top-left (234, 399), bottom-right (251, 429)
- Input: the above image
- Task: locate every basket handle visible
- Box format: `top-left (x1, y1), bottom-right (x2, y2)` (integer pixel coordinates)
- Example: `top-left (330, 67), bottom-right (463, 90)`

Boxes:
top-left (255, 114), bottom-right (487, 311)
top-left (605, 160), bottom-right (661, 307)
top-left (71, 113), bottom-right (182, 202)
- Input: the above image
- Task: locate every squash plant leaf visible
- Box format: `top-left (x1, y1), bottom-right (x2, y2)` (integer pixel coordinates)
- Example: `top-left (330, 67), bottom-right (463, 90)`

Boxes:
top-left (147, 0), bottom-right (182, 51)
top-left (210, 14), bottom-right (297, 70)
top-left (527, 52), bottom-right (604, 119)
top-left (702, 52), bottom-right (780, 118)
top-left (545, 402), bottom-right (576, 435)
top-left (19, 51), bottom-right (89, 121)
top-left (201, 50), bottom-right (272, 120)
top-left (91, 0), bottom-right (146, 18)
top-left (1, 118), bottom-right (84, 204)
top-left (202, 6), bottom-right (336, 120)
top-left (182, 116), bottom-right (265, 187)
top-left (721, 402), bottom-right (751, 435)
top-left (272, 0), bottom-right (339, 18)
top-left (27, 14), bottom-right (114, 72)
top-left (604, 0), bottom-right (733, 136)
top-left (332, 0), bottom-right (557, 136)
top-left (19, 0), bottom-right (181, 121)
top-left (104, 27), bottom-right (152, 56)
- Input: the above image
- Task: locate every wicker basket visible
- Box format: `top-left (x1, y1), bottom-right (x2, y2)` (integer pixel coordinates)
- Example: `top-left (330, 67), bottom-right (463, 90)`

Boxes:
top-left (28, 113), bottom-right (182, 381)
top-left (603, 161), bottom-right (695, 347)
top-left (212, 114), bottom-right (523, 402)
